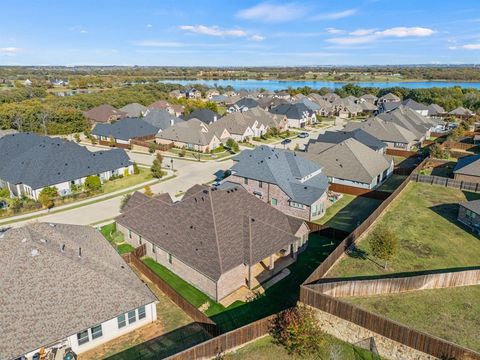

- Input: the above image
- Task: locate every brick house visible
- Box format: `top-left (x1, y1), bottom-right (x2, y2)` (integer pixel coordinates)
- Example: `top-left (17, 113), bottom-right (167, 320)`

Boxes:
top-left (226, 146), bottom-right (329, 221)
top-left (458, 200), bottom-right (480, 234)
top-left (453, 154), bottom-right (480, 183)
top-left (116, 185), bottom-right (310, 301)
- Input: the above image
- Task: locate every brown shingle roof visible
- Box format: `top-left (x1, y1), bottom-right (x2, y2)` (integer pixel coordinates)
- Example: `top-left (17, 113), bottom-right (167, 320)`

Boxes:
top-left (116, 185), bottom-right (306, 280)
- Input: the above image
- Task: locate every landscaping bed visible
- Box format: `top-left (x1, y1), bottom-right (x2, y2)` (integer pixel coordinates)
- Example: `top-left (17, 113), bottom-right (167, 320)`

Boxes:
top-left (345, 285), bottom-right (480, 353)
top-left (100, 223), bottom-right (135, 255)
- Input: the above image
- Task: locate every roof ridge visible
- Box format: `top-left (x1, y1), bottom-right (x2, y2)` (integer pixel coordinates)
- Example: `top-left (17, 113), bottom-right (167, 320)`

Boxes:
top-left (343, 139), bottom-right (376, 178)
top-left (208, 188), bottom-right (223, 274)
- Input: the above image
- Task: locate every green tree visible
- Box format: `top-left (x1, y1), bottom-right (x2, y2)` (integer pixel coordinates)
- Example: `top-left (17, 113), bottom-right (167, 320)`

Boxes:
top-left (429, 143), bottom-right (450, 159)
top-left (74, 133), bottom-right (81, 143)
top-left (120, 193), bottom-right (132, 212)
top-left (144, 185), bottom-right (153, 196)
top-left (84, 175), bottom-right (102, 191)
top-left (368, 226), bottom-right (399, 269)
top-left (148, 142), bottom-right (157, 154)
top-left (226, 138), bottom-right (239, 153)
top-left (132, 161), bottom-right (140, 175)
top-left (270, 306), bottom-right (325, 356)
top-left (38, 186), bottom-right (58, 209)
top-left (151, 153), bottom-right (164, 178)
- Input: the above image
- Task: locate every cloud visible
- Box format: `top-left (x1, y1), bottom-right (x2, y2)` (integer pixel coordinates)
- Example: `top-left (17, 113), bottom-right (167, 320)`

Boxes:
top-left (312, 9), bottom-right (357, 20)
top-left (146, 24), bottom-right (153, 28)
top-left (327, 26), bottom-right (435, 45)
top-left (250, 35), bottom-right (265, 41)
top-left (69, 26), bottom-right (88, 34)
top-left (0, 47), bottom-right (23, 56)
top-left (326, 27), bottom-right (345, 34)
top-left (462, 44), bottom-right (480, 50)
top-left (131, 40), bottom-right (186, 47)
top-left (179, 25), bottom-right (247, 37)
top-left (236, 2), bottom-right (307, 23)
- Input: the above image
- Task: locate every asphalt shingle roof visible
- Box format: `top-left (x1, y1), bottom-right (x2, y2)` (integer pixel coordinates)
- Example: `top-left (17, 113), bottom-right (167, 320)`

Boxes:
top-left (0, 133), bottom-right (132, 189)
top-left (0, 223), bottom-right (156, 360)
top-left (143, 109), bottom-right (184, 130)
top-left (183, 109), bottom-right (220, 124)
top-left (92, 118), bottom-right (158, 141)
top-left (269, 103), bottom-right (313, 120)
top-left (119, 103), bottom-right (148, 117)
top-left (84, 104), bottom-right (127, 123)
top-left (307, 129), bottom-right (387, 152)
top-left (454, 154), bottom-right (480, 176)
top-left (231, 146), bottom-right (328, 205)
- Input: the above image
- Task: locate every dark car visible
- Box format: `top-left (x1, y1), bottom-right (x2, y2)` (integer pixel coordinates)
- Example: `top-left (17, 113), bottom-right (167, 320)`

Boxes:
top-left (280, 138), bottom-right (292, 145)
top-left (298, 132), bottom-right (309, 138)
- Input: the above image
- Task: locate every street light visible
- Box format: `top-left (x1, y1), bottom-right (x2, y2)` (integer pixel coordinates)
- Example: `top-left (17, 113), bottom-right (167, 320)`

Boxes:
top-left (170, 158), bottom-right (174, 171)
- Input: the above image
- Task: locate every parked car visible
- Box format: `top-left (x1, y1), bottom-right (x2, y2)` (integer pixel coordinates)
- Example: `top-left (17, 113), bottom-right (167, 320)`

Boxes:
top-left (298, 132), bottom-right (309, 138)
top-left (0, 200), bottom-right (7, 210)
top-left (281, 138), bottom-right (292, 145)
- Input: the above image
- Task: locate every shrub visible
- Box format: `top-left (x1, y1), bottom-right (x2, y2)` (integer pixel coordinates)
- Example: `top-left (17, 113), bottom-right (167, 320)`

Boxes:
top-left (368, 225), bottom-right (399, 269)
top-left (179, 148), bottom-right (186, 157)
top-left (74, 133), bottom-right (81, 143)
top-left (38, 186), bottom-right (58, 209)
top-left (0, 188), bottom-right (10, 199)
top-left (148, 142), bottom-right (157, 154)
top-left (120, 193), bottom-right (131, 211)
top-left (270, 306), bottom-right (325, 356)
top-left (429, 143), bottom-right (450, 159)
top-left (151, 153), bottom-right (164, 178)
top-left (84, 175), bottom-right (102, 191)
top-left (133, 162), bottom-right (140, 175)
top-left (144, 185), bottom-right (153, 196)
top-left (226, 138), bottom-right (239, 153)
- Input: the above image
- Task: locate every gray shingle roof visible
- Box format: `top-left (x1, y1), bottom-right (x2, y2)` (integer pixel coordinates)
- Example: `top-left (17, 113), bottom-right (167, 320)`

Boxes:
top-left (302, 138), bottom-right (392, 184)
top-left (116, 185), bottom-right (306, 281)
top-left (143, 109), bottom-right (184, 130)
top-left (183, 109), bottom-right (220, 124)
top-left (449, 106), bottom-right (474, 116)
top-left (344, 117), bottom-right (417, 145)
top-left (0, 133), bottom-right (132, 189)
top-left (270, 103), bottom-right (313, 120)
top-left (0, 223), bottom-right (156, 360)
top-left (231, 146), bottom-right (328, 205)
top-left (460, 199), bottom-right (480, 214)
top-left (92, 118), bottom-right (158, 141)
top-left (234, 98), bottom-right (260, 110)
top-left (119, 103), bottom-right (148, 117)
top-left (306, 129), bottom-right (387, 152)
top-left (377, 105), bottom-right (437, 140)
top-left (454, 154), bottom-right (480, 176)
top-left (84, 104), bottom-right (127, 123)
top-left (156, 119), bottom-right (217, 146)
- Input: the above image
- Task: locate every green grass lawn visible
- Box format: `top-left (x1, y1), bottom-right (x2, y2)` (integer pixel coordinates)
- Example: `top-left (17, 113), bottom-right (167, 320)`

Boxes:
top-left (167, 147), bottom-right (232, 161)
top-left (329, 182), bottom-right (480, 278)
top-left (376, 175), bottom-right (407, 193)
top-left (100, 223), bottom-right (134, 255)
top-left (225, 335), bottom-right (381, 360)
top-left (346, 286), bottom-right (480, 352)
top-left (102, 168), bottom-right (153, 193)
top-left (314, 195), bottom-right (383, 233)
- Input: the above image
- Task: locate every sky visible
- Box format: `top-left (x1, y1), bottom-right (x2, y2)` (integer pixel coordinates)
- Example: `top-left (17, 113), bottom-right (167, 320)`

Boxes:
top-left (1, 0), bottom-right (480, 66)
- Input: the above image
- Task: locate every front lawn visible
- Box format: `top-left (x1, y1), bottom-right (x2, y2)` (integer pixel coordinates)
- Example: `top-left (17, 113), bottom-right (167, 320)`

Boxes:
top-left (225, 334), bottom-right (380, 360)
top-left (102, 167), bottom-right (153, 193)
top-left (346, 286), bottom-right (480, 353)
top-left (328, 182), bottom-right (480, 278)
top-left (314, 195), bottom-right (383, 233)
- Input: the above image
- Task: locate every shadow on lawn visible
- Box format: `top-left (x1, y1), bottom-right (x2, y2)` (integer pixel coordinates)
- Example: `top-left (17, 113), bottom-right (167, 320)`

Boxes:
top-left (105, 322), bottom-right (211, 360)
top-left (429, 203), bottom-right (480, 239)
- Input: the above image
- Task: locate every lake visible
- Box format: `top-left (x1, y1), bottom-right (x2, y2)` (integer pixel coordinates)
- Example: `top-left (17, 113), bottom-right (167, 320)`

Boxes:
top-left (159, 79), bottom-right (480, 91)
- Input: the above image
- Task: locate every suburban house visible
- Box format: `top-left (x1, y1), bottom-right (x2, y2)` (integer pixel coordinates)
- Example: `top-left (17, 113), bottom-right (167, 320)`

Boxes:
top-left (323, 92), bottom-right (341, 103)
top-left (306, 129), bottom-right (387, 154)
top-left (360, 94), bottom-right (378, 104)
top-left (119, 103), bottom-right (148, 117)
top-left (205, 89), bottom-right (220, 99)
top-left (148, 100), bottom-right (184, 116)
top-left (229, 97), bottom-right (260, 112)
top-left (427, 103), bottom-right (446, 117)
top-left (270, 103), bottom-right (315, 128)
top-left (344, 117), bottom-right (418, 150)
top-left (92, 117), bottom-right (159, 146)
top-left (168, 90), bottom-right (184, 99)
top-left (457, 200), bottom-right (480, 234)
top-left (449, 106), bottom-right (474, 117)
top-left (453, 154), bottom-right (480, 183)
top-left (142, 109), bottom-right (184, 131)
top-left (116, 184), bottom-right (310, 301)
top-left (156, 118), bottom-right (223, 152)
top-left (302, 138), bottom-right (394, 190)
top-left (0, 133), bottom-right (133, 199)
top-left (183, 88), bottom-right (201, 99)
top-left (378, 99), bottom-right (430, 116)
top-left (0, 223), bottom-right (157, 360)
top-left (84, 104), bottom-right (127, 124)
top-left (183, 108), bottom-right (220, 124)
top-left (227, 146), bottom-right (329, 221)
top-left (378, 92), bottom-right (401, 103)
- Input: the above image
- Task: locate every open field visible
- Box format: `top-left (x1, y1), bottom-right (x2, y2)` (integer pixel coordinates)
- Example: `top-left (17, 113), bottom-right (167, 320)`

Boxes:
top-left (315, 194), bottom-right (383, 233)
top-left (225, 334), bottom-right (381, 360)
top-left (328, 182), bottom-right (480, 278)
top-left (346, 286), bottom-right (480, 352)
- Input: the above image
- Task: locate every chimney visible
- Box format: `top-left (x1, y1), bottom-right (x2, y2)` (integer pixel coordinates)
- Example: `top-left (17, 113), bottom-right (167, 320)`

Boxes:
top-left (78, 247), bottom-right (82, 258)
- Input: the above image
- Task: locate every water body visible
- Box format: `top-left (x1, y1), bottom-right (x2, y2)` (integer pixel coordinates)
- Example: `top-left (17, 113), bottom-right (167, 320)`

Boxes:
top-left (159, 79), bottom-right (480, 91)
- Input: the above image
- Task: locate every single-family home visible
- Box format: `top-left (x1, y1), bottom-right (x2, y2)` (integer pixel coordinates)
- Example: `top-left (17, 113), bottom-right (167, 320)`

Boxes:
top-left (359, 94), bottom-right (378, 104)
top-left (84, 104), bottom-right (127, 124)
top-left (323, 93), bottom-right (341, 103)
top-left (169, 90), bottom-right (184, 99)
top-left (0, 223), bottom-right (157, 360)
top-left (275, 91), bottom-right (291, 100)
top-left (427, 104), bottom-right (446, 117)
top-left (378, 99), bottom-right (430, 117)
top-left (92, 118), bottom-right (159, 146)
top-left (229, 97), bottom-right (260, 112)
top-left (0, 133), bottom-right (133, 199)
top-left (142, 109), bottom-right (184, 131)
top-left (457, 200), bottom-right (480, 234)
top-left (449, 106), bottom-right (474, 117)
top-left (183, 109), bottom-right (220, 124)
top-left (378, 92), bottom-right (401, 103)
top-left (270, 103), bottom-right (315, 128)
top-left (183, 88), bottom-right (201, 99)
top-left (156, 118), bottom-right (223, 152)
top-left (116, 184), bottom-right (310, 301)
top-left (453, 154), bottom-right (480, 183)
top-left (306, 129), bottom-right (387, 154)
top-left (205, 89), bottom-right (220, 99)
top-left (302, 138), bottom-right (394, 190)
top-left (227, 146), bottom-right (329, 221)
top-left (119, 103), bottom-right (148, 118)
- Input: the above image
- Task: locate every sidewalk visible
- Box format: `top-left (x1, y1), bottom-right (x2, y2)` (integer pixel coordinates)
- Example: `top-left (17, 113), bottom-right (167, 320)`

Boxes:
top-left (0, 170), bottom-right (174, 226)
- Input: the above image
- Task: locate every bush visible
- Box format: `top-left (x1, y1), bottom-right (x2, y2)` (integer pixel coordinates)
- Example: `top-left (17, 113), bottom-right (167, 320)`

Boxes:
top-left (429, 143), bottom-right (450, 159)
top-left (74, 133), bottom-right (81, 143)
top-left (0, 188), bottom-right (10, 199)
top-left (226, 138), bottom-right (239, 153)
top-left (148, 142), bottom-right (157, 154)
top-left (120, 193), bottom-right (131, 211)
top-left (144, 185), bottom-right (153, 196)
top-left (368, 226), bottom-right (399, 269)
top-left (84, 175), bottom-right (102, 191)
top-left (270, 306), bottom-right (325, 356)
top-left (151, 153), bottom-right (164, 178)
top-left (38, 186), bottom-right (58, 209)
top-left (179, 148), bottom-right (186, 157)
top-left (133, 162), bottom-right (140, 175)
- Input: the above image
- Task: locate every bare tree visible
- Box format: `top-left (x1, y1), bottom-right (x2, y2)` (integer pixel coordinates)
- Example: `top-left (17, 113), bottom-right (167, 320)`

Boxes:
top-left (38, 110), bottom-right (51, 135)
top-left (12, 113), bottom-right (23, 132)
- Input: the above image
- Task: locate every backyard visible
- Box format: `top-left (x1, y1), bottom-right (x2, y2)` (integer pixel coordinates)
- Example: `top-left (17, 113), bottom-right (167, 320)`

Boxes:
top-left (328, 182), bottom-right (480, 278)
top-left (345, 285), bottom-right (480, 352)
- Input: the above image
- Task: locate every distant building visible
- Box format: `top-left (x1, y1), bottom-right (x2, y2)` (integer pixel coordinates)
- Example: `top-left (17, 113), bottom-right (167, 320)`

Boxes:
top-left (84, 104), bottom-right (127, 124)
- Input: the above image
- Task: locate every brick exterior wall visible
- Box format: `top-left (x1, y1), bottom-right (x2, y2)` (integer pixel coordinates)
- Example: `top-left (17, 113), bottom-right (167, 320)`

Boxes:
top-left (228, 175), bottom-right (327, 221)
top-left (454, 173), bottom-right (480, 183)
top-left (217, 265), bottom-right (246, 300)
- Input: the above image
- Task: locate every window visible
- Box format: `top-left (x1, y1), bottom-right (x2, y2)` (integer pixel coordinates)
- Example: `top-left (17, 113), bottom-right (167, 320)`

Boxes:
top-left (91, 325), bottom-right (103, 340)
top-left (128, 310), bottom-right (137, 324)
top-left (138, 306), bottom-right (146, 320)
top-left (77, 330), bottom-right (89, 345)
top-left (271, 198), bottom-right (278, 206)
top-left (244, 178), bottom-right (249, 185)
top-left (139, 236), bottom-right (142, 245)
top-left (117, 314), bottom-right (126, 329)
top-left (258, 181), bottom-right (263, 188)
top-left (168, 253), bottom-right (173, 264)
top-left (152, 244), bottom-right (155, 253)
top-left (290, 201), bottom-right (305, 209)
top-left (128, 229), bottom-right (132, 239)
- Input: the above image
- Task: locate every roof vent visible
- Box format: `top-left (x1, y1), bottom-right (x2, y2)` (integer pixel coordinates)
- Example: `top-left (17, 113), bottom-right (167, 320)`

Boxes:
top-left (60, 244), bottom-right (65, 252)
top-left (78, 247), bottom-right (82, 258)
top-left (21, 237), bottom-right (27, 242)
top-left (31, 249), bottom-right (40, 257)
top-left (49, 223), bottom-right (55, 227)
top-left (40, 238), bottom-right (47, 244)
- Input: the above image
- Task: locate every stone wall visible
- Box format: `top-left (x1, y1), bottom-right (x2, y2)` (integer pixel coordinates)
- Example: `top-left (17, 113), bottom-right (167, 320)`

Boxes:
top-left (310, 307), bottom-right (438, 360)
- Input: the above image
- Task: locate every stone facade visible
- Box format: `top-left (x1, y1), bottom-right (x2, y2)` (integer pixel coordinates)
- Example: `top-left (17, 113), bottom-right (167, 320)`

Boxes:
top-left (310, 307), bottom-right (438, 360)
top-left (228, 174), bottom-right (327, 221)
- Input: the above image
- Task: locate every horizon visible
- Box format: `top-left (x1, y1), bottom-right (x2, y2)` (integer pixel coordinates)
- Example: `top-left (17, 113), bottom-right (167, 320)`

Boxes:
top-left (1, 0), bottom-right (480, 66)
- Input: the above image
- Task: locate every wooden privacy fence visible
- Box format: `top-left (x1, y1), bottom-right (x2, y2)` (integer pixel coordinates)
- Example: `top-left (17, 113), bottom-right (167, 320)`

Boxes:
top-left (300, 286), bottom-right (480, 360)
top-left (130, 138), bottom-right (174, 151)
top-left (98, 139), bottom-right (131, 149)
top-left (443, 140), bottom-right (476, 151)
top-left (307, 268), bottom-right (480, 298)
top-left (164, 314), bottom-right (276, 360)
top-left (329, 183), bottom-right (391, 199)
top-left (412, 173), bottom-right (480, 193)
top-left (123, 251), bottom-right (218, 337)
top-left (385, 148), bottom-right (418, 157)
